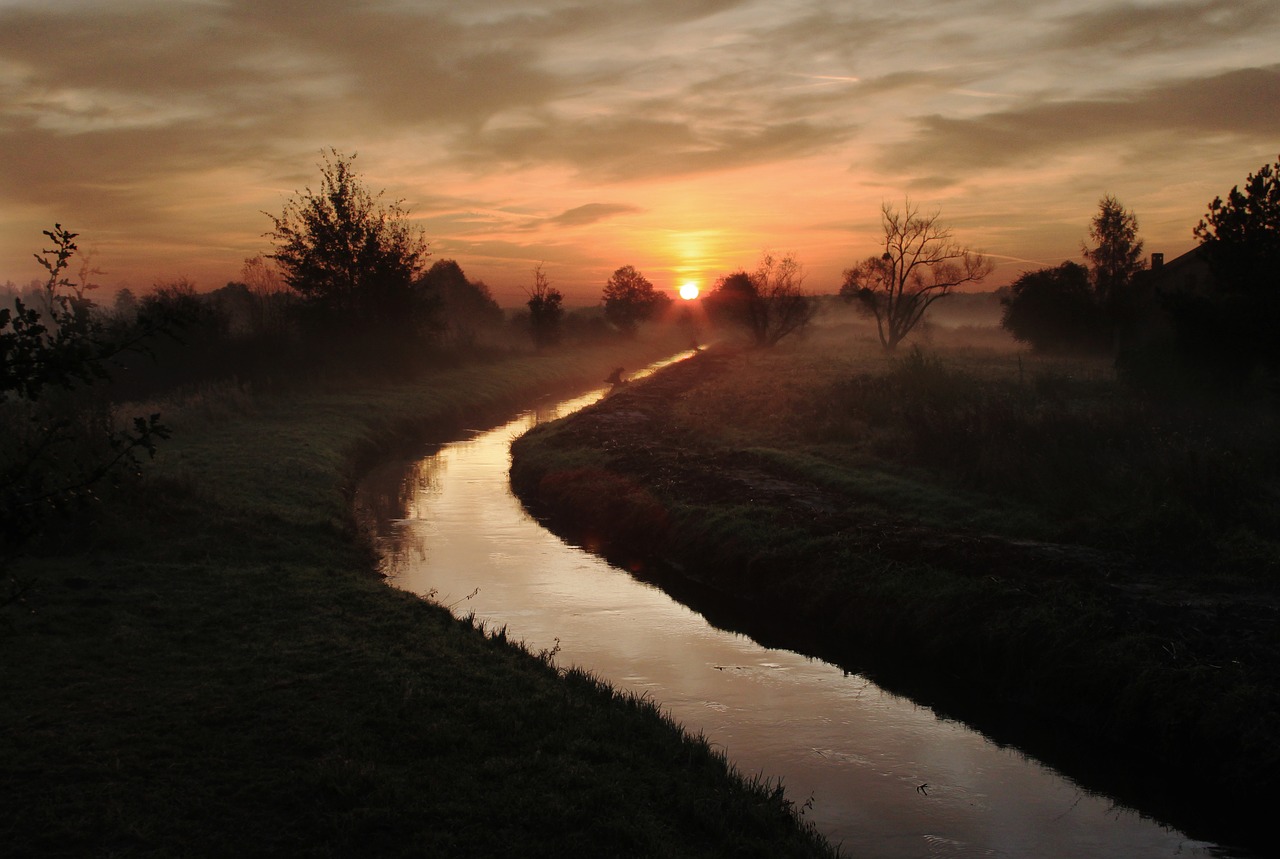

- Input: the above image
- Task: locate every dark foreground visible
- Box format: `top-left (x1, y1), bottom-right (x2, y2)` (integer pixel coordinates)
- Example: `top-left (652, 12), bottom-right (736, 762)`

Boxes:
top-left (0, 344), bottom-right (836, 858)
top-left (509, 344), bottom-right (1279, 852)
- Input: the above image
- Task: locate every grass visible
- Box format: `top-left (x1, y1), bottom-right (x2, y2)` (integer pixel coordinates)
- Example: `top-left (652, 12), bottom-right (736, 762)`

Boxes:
top-left (509, 324), bottom-right (1280, 851)
top-left (0, 337), bottom-right (837, 858)
top-left (674, 330), bottom-right (1280, 570)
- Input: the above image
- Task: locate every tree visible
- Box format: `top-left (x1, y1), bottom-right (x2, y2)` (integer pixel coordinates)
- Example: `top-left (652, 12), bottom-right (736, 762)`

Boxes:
top-left (237, 255), bottom-right (294, 337)
top-left (419, 259), bottom-right (504, 344)
top-left (1193, 155), bottom-right (1280, 296)
top-left (525, 265), bottom-right (564, 348)
top-left (1175, 155), bottom-right (1280, 374)
top-left (265, 150), bottom-right (432, 332)
top-left (1083, 195), bottom-right (1145, 346)
top-left (841, 201), bottom-right (993, 350)
top-left (601, 265), bottom-right (672, 337)
top-left (703, 252), bottom-right (815, 347)
top-left (2, 226), bottom-right (166, 574)
top-left (999, 262), bottom-right (1106, 353)
top-left (112, 288), bottom-right (139, 322)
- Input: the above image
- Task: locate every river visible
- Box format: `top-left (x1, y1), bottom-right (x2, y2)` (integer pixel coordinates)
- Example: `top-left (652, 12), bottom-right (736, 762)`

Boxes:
top-left (356, 354), bottom-right (1242, 858)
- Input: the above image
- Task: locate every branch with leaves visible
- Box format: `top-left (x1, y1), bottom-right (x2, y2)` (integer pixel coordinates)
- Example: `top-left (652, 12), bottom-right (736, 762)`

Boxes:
top-left (2, 226), bottom-right (169, 570)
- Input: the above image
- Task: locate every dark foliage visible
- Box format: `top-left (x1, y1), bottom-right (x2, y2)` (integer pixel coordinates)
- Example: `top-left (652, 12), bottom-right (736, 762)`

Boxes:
top-left (1000, 262), bottom-right (1108, 353)
top-left (1001, 198), bottom-right (1145, 357)
top-left (526, 265), bottom-right (564, 349)
top-left (601, 265), bottom-right (672, 337)
top-left (1, 227), bottom-right (166, 569)
top-left (1083, 195), bottom-right (1146, 340)
top-left (265, 150), bottom-right (435, 338)
top-left (418, 259), bottom-right (504, 347)
top-left (1194, 155), bottom-right (1280, 298)
top-left (704, 253), bottom-right (815, 347)
top-left (1186, 155), bottom-right (1280, 373)
top-left (106, 280), bottom-right (265, 397)
top-left (2, 229), bottom-right (109, 400)
top-left (1141, 156), bottom-right (1280, 387)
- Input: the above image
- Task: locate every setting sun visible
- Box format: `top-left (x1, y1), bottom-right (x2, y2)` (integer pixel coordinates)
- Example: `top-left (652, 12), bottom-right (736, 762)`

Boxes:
top-left (679, 281), bottom-right (700, 300)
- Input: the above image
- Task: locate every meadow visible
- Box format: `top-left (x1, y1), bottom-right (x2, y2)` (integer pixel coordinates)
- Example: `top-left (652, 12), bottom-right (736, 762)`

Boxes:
top-left (510, 315), bottom-right (1280, 847)
top-left (0, 337), bottom-right (837, 858)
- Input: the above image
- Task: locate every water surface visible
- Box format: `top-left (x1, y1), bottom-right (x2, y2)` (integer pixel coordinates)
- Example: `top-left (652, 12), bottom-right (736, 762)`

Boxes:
top-left (358, 358), bottom-right (1235, 858)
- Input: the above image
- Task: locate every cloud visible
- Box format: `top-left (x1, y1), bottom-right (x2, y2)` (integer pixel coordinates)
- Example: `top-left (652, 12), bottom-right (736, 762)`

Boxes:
top-left (0, 2), bottom-right (567, 132)
top-left (457, 112), bottom-right (857, 181)
top-left (3, 0), bottom-right (1280, 293)
top-left (1048, 0), bottom-right (1280, 54)
top-left (543, 203), bottom-right (644, 228)
top-left (503, 202), bottom-right (644, 232)
top-left (883, 65), bottom-right (1280, 173)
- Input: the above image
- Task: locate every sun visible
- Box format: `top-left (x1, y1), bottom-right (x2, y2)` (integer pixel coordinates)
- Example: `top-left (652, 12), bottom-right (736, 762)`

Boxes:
top-left (679, 281), bottom-right (700, 300)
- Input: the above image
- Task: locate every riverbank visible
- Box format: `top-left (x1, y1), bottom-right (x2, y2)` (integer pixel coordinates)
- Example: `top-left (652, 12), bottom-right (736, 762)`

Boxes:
top-left (0, 340), bottom-right (836, 857)
top-left (508, 337), bottom-right (1279, 851)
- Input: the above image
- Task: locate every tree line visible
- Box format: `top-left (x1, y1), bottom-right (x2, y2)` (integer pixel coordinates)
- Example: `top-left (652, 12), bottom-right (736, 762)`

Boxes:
top-left (999, 155), bottom-right (1280, 390)
top-left (6, 150), bottom-right (1276, 573)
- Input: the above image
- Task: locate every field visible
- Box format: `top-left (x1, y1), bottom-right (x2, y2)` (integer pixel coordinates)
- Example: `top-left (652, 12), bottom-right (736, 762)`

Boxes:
top-left (510, 316), bottom-right (1280, 848)
top-left (0, 338), bottom-right (836, 858)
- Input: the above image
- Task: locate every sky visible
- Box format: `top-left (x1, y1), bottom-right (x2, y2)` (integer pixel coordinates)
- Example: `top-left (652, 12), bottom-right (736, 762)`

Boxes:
top-left (2, 0), bottom-right (1278, 305)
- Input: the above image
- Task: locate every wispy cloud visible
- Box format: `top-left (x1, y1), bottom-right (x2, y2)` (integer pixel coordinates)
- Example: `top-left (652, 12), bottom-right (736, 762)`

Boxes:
top-left (2, 0), bottom-right (1279, 294)
top-left (885, 65), bottom-right (1280, 173)
top-left (542, 203), bottom-right (645, 228)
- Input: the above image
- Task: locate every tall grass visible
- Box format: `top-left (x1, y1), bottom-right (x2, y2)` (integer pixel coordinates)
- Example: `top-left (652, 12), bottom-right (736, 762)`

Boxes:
top-left (674, 341), bottom-right (1279, 569)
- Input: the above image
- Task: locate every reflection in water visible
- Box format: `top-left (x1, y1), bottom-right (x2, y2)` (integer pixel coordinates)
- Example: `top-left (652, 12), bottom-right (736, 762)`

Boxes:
top-left (358, 455), bottom-right (443, 575)
top-left (365, 458), bottom-right (440, 522)
top-left (357, 356), bottom-right (1232, 859)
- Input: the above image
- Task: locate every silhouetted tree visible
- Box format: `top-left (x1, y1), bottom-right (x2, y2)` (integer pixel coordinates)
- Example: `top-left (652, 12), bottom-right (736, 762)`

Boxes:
top-left (704, 252), bottom-right (815, 347)
top-left (140, 279), bottom-right (225, 331)
top-left (704, 271), bottom-right (757, 336)
top-left (1083, 195), bottom-right (1145, 349)
top-left (1194, 155), bottom-right (1280, 296)
top-left (526, 265), bottom-right (564, 348)
top-left (265, 150), bottom-right (433, 334)
top-left (1000, 262), bottom-right (1107, 353)
top-left (238, 255), bottom-right (294, 337)
top-left (1170, 155), bottom-right (1280, 376)
top-left (601, 265), bottom-right (672, 337)
top-left (841, 201), bottom-right (993, 350)
top-left (1, 227), bottom-right (166, 574)
top-left (112, 288), bottom-right (138, 322)
top-left (419, 259), bottom-right (504, 345)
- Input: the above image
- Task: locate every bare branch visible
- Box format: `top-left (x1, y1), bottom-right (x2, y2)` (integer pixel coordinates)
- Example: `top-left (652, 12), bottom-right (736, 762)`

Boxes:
top-left (841, 200), bottom-right (993, 350)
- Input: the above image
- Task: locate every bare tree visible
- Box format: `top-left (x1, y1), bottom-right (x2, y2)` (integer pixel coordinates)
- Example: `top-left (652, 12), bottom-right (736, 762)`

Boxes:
top-left (841, 201), bottom-right (993, 350)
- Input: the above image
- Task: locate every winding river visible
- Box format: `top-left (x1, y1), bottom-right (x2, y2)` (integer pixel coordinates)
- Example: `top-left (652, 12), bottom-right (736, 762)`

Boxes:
top-left (357, 355), bottom-right (1242, 858)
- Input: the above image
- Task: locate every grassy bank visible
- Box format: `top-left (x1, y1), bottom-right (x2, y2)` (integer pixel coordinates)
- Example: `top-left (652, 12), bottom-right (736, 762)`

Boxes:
top-left (509, 328), bottom-right (1279, 850)
top-left (0, 339), bottom-right (836, 858)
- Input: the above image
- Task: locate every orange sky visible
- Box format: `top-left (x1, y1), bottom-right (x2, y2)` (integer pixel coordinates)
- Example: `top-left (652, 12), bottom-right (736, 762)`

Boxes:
top-left (2, 1), bottom-right (1278, 305)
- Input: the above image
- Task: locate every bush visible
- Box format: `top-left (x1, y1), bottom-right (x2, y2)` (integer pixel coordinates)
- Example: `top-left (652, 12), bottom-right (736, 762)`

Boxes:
top-left (1000, 262), bottom-right (1108, 353)
top-left (1, 227), bottom-right (166, 566)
